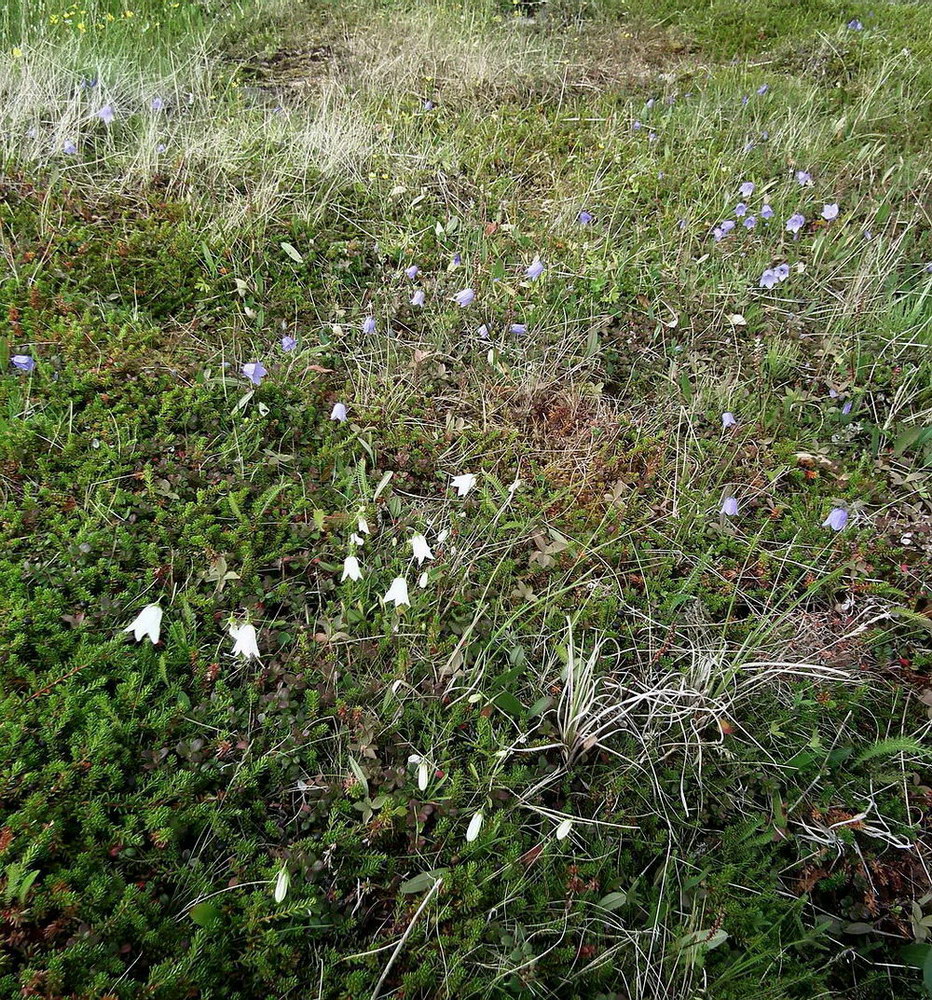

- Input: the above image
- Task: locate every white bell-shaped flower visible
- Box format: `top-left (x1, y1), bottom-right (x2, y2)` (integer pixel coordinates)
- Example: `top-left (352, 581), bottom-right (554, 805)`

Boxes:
top-left (410, 533), bottom-right (433, 566)
top-left (342, 555), bottom-right (362, 581)
top-left (451, 473), bottom-right (476, 497)
top-left (124, 604), bottom-right (162, 645)
top-left (230, 622), bottom-right (261, 660)
top-left (383, 576), bottom-right (410, 608)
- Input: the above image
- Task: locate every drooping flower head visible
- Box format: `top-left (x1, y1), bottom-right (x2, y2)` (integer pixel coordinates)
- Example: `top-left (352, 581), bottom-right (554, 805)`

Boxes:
top-left (761, 204), bottom-right (774, 220)
top-left (124, 604), bottom-right (163, 644)
top-left (341, 555), bottom-right (362, 582)
top-left (744, 216), bottom-right (757, 229)
top-left (410, 533), bottom-right (433, 566)
top-left (151, 96), bottom-right (165, 111)
top-left (713, 220), bottom-right (736, 242)
top-left (281, 335), bottom-right (297, 352)
top-left (451, 473), bottom-right (476, 497)
top-left (759, 269), bottom-right (778, 290)
top-left (510, 323), bottom-right (527, 336)
top-left (756, 84), bottom-right (769, 95)
top-left (97, 104), bottom-right (115, 125)
top-left (786, 213), bottom-right (806, 235)
top-left (242, 361), bottom-right (267, 386)
top-left (739, 181), bottom-right (755, 198)
top-left (362, 315), bottom-right (376, 334)
top-left (774, 263), bottom-right (790, 281)
top-left (821, 203), bottom-right (839, 221)
top-left (63, 140), bottom-right (77, 155)
top-left (795, 170), bottom-right (812, 186)
top-left (721, 412), bottom-right (737, 429)
top-left (577, 210), bottom-right (593, 224)
top-left (405, 265), bottom-right (420, 279)
top-left (330, 402), bottom-right (347, 422)
top-left (525, 259), bottom-right (545, 280)
top-left (822, 507), bottom-right (848, 531)
top-left (466, 811), bottom-right (483, 842)
top-left (383, 576), bottom-right (410, 608)
top-left (411, 289), bottom-right (425, 307)
top-left (847, 19), bottom-right (863, 30)
top-left (453, 288), bottom-right (475, 308)
top-left (721, 497), bottom-right (739, 516)
top-left (230, 622), bottom-right (261, 660)
top-left (11, 355), bottom-right (36, 372)
top-left (735, 202), bottom-right (747, 217)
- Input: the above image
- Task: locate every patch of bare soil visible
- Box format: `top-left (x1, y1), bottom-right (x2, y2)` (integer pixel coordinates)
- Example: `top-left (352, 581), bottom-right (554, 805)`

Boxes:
top-left (237, 44), bottom-right (343, 93)
top-left (232, 18), bottom-right (703, 105)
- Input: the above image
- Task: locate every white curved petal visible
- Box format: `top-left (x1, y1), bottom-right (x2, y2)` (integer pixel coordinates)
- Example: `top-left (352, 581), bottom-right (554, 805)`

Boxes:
top-left (124, 604), bottom-right (162, 644)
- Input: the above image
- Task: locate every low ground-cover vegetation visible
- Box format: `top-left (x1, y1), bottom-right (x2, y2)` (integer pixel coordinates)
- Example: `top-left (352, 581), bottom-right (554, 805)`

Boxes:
top-left (2, 1), bottom-right (932, 997)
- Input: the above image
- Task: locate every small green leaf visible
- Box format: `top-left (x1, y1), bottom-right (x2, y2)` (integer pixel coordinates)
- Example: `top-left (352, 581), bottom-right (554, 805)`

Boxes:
top-left (400, 871), bottom-right (442, 894)
top-left (528, 696), bottom-right (551, 718)
top-left (489, 665), bottom-right (524, 692)
top-left (280, 242), bottom-right (304, 264)
top-left (347, 756), bottom-right (369, 796)
top-left (17, 869), bottom-right (39, 903)
top-left (901, 943), bottom-right (931, 967)
top-left (598, 891), bottom-right (627, 911)
top-left (189, 902), bottom-right (221, 928)
top-left (493, 692), bottom-right (524, 717)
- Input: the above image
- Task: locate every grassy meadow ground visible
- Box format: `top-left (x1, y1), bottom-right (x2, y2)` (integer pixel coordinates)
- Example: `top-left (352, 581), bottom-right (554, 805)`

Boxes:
top-left (2, 0), bottom-right (932, 997)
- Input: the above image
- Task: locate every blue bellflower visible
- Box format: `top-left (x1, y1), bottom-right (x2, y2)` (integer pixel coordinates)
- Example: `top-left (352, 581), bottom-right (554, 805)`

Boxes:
top-left (242, 362), bottom-right (267, 386)
top-left (822, 507), bottom-right (848, 531)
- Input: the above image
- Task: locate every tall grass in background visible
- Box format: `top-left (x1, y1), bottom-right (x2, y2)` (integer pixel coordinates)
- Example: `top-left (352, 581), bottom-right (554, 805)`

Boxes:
top-left (0, 0), bottom-right (212, 54)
